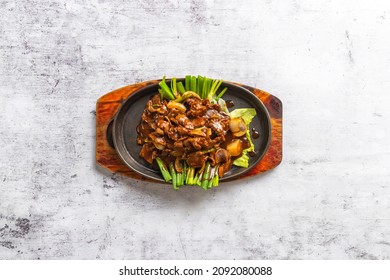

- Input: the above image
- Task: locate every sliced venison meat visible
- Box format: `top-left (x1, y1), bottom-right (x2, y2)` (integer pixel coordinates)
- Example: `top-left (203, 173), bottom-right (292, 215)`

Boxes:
top-left (187, 151), bottom-right (208, 168)
top-left (137, 92), bottom-right (244, 178)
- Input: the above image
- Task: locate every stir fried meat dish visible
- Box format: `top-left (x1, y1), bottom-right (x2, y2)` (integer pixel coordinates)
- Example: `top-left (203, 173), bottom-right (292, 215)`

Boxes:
top-left (137, 93), bottom-right (250, 178)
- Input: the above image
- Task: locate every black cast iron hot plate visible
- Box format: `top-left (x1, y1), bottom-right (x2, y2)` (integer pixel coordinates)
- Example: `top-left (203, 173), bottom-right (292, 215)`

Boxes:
top-left (111, 79), bottom-right (271, 183)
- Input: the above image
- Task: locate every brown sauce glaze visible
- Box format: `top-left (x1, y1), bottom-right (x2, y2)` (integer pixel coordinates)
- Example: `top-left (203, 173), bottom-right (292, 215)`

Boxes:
top-left (248, 151), bottom-right (256, 157)
top-left (251, 127), bottom-right (260, 139)
top-left (226, 100), bottom-right (235, 108)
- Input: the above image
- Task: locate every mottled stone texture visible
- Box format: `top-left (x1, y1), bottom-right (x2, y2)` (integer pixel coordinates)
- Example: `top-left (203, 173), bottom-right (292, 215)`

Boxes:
top-left (1, 0), bottom-right (390, 259)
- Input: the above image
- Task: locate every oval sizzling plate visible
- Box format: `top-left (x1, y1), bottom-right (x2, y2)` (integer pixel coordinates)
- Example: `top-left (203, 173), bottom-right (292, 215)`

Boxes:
top-left (112, 80), bottom-right (271, 183)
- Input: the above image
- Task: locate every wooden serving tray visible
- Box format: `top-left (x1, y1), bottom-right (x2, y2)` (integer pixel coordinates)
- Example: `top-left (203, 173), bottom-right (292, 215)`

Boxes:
top-left (96, 80), bottom-right (282, 183)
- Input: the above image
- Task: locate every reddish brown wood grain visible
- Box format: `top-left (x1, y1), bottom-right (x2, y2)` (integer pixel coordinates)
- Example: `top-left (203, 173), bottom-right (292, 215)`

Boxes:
top-left (96, 80), bottom-right (282, 183)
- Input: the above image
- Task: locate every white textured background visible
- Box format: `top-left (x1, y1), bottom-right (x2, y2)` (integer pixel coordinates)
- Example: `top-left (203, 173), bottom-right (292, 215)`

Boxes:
top-left (1, 0), bottom-right (390, 259)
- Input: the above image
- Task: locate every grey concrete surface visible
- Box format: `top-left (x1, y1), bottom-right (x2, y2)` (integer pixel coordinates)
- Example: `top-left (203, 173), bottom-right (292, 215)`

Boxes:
top-left (1, 0), bottom-right (390, 259)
